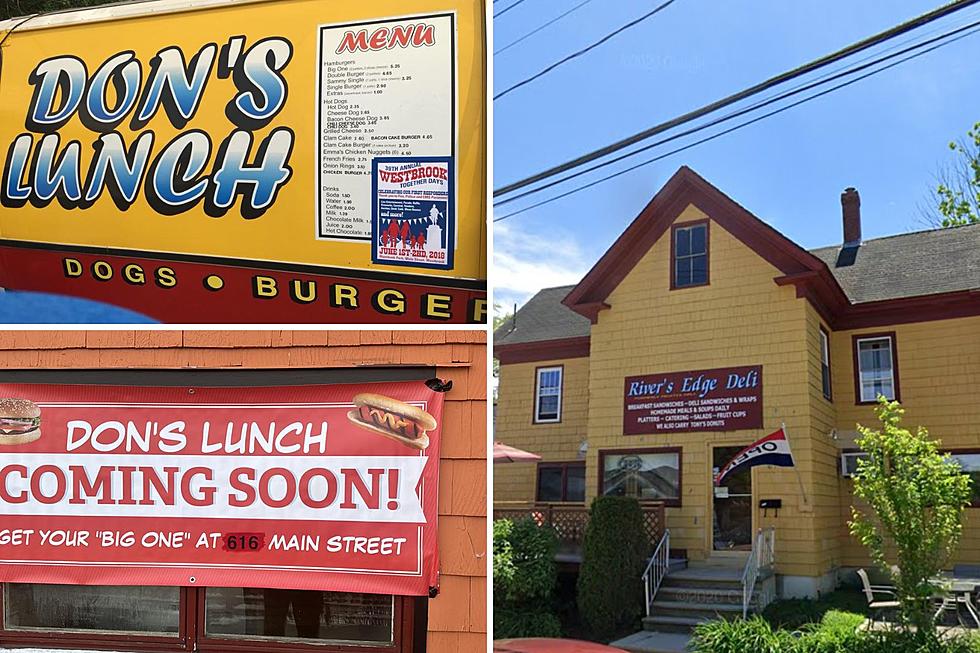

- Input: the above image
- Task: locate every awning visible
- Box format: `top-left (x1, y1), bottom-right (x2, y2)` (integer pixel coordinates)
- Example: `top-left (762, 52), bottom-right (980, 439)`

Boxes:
top-left (493, 441), bottom-right (541, 464)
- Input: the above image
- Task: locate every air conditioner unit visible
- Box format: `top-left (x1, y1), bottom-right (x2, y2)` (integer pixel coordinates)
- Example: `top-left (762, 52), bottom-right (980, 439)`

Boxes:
top-left (840, 452), bottom-right (869, 478)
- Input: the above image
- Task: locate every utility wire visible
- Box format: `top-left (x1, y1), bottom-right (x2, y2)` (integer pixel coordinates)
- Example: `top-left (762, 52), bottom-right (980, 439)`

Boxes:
top-left (493, 21), bottom-right (980, 222)
top-left (494, 0), bottom-right (528, 19)
top-left (493, 12), bottom-right (980, 208)
top-left (494, 0), bottom-right (980, 196)
top-left (494, 0), bottom-right (678, 101)
top-left (495, 0), bottom-right (594, 56)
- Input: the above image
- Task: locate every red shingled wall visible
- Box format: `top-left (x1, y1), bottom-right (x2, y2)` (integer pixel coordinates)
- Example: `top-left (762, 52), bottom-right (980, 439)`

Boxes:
top-left (0, 330), bottom-right (488, 652)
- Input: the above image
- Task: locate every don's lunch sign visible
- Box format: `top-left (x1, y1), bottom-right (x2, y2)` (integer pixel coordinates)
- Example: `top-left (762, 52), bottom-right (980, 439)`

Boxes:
top-left (0, 0), bottom-right (486, 323)
top-left (0, 382), bottom-right (444, 595)
top-left (624, 365), bottom-right (763, 435)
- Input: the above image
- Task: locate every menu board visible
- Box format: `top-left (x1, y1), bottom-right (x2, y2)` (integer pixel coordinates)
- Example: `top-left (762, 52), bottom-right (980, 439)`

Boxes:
top-left (317, 13), bottom-right (456, 241)
top-left (624, 366), bottom-right (763, 435)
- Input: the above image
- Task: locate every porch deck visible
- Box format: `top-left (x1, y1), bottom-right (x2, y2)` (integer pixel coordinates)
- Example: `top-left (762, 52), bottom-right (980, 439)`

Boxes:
top-left (492, 502), bottom-right (667, 560)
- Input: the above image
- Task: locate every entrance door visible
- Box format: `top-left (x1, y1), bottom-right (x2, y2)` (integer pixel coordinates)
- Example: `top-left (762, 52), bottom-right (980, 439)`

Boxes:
top-left (712, 446), bottom-right (753, 552)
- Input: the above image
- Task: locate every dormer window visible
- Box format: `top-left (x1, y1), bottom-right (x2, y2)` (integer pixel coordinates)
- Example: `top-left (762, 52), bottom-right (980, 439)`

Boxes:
top-left (671, 220), bottom-right (709, 289)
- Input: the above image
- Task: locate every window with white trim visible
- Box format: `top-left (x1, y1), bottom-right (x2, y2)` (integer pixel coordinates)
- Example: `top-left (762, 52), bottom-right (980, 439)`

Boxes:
top-left (534, 367), bottom-right (563, 423)
top-left (856, 335), bottom-right (896, 402)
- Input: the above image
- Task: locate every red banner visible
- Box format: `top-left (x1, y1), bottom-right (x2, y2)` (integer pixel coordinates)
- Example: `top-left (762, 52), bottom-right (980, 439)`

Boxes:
top-left (0, 381), bottom-right (444, 595)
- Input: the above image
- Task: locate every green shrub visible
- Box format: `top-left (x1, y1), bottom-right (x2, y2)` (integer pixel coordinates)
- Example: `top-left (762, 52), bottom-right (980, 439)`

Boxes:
top-left (576, 496), bottom-right (648, 640)
top-left (493, 518), bottom-right (561, 638)
top-left (763, 590), bottom-right (869, 630)
top-left (851, 629), bottom-right (980, 653)
top-left (494, 605), bottom-right (562, 639)
top-left (794, 610), bottom-right (864, 653)
top-left (493, 517), bottom-right (558, 602)
top-left (690, 616), bottom-right (797, 653)
top-left (691, 612), bottom-right (980, 653)
top-left (849, 398), bottom-right (973, 635)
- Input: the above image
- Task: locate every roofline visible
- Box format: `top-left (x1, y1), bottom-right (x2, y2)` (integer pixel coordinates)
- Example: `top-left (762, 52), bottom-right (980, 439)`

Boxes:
top-left (562, 166), bottom-right (850, 324)
top-left (498, 284), bottom-right (980, 363)
top-left (835, 288), bottom-right (980, 330)
top-left (495, 336), bottom-right (590, 365)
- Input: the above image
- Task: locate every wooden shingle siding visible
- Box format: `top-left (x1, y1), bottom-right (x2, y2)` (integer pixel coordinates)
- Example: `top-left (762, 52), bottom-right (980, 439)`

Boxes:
top-left (494, 357), bottom-right (590, 504)
top-left (583, 205), bottom-right (819, 576)
top-left (832, 316), bottom-right (980, 568)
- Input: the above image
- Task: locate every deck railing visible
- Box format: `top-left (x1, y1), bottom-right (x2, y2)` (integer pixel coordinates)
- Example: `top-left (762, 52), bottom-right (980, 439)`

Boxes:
top-left (493, 502), bottom-right (666, 553)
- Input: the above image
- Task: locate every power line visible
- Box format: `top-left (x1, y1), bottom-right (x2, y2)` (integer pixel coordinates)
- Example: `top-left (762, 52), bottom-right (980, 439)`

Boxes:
top-left (494, 0), bottom-right (528, 20)
top-left (495, 0), bottom-right (594, 56)
top-left (493, 21), bottom-right (980, 223)
top-left (494, 0), bottom-right (678, 101)
top-left (493, 12), bottom-right (980, 209)
top-left (493, 0), bottom-right (980, 197)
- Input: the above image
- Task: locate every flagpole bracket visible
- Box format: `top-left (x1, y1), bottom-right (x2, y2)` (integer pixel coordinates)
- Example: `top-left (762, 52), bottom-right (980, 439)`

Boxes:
top-left (425, 378), bottom-right (453, 393)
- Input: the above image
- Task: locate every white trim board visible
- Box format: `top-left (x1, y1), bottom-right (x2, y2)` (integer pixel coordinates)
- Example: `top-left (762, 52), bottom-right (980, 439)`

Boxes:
top-left (0, 0), bottom-right (274, 32)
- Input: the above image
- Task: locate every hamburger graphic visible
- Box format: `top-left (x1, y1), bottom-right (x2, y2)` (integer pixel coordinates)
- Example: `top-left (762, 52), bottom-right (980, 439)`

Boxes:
top-left (0, 398), bottom-right (41, 445)
top-left (347, 393), bottom-right (435, 450)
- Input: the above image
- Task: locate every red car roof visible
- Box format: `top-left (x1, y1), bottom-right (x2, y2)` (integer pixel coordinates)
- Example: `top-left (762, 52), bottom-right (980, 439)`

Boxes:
top-left (493, 638), bottom-right (627, 653)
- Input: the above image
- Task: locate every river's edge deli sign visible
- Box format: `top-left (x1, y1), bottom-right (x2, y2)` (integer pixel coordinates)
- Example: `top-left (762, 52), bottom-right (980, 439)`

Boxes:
top-left (0, 382), bottom-right (444, 595)
top-left (624, 365), bottom-right (763, 435)
top-left (0, 1), bottom-right (486, 323)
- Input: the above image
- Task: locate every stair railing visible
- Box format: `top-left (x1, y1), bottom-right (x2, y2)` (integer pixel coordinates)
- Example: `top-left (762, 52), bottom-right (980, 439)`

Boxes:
top-left (741, 527), bottom-right (776, 618)
top-left (642, 529), bottom-right (670, 617)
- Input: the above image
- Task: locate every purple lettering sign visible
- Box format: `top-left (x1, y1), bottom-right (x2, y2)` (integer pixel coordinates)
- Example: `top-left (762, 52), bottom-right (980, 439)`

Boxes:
top-left (624, 366), bottom-right (763, 435)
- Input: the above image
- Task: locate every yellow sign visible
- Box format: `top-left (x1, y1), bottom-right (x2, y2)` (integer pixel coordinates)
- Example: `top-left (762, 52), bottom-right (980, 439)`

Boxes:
top-left (0, 0), bottom-right (486, 321)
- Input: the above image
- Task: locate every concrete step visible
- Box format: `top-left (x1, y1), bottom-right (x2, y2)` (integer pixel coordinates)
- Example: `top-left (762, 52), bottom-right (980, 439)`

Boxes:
top-left (660, 566), bottom-right (773, 591)
top-left (642, 614), bottom-right (710, 633)
top-left (656, 586), bottom-right (749, 605)
top-left (661, 575), bottom-right (743, 591)
top-left (650, 599), bottom-right (748, 620)
top-left (611, 630), bottom-right (691, 653)
top-left (667, 558), bottom-right (687, 574)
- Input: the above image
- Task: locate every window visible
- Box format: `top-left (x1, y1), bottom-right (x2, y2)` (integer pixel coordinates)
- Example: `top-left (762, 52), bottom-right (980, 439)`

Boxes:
top-left (599, 448), bottom-right (681, 506)
top-left (854, 334), bottom-right (899, 403)
top-left (671, 221), bottom-right (709, 289)
top-left (840, 451), bottom-right (869, 477)
top-left (0, 584), bottom-right (413, 652)
top-left (205, 589), bottom-right (394, 645)
top-left (4, 584), bottom-right (180, 635)
top-left (536, 462), bottom-right (586, 503)
top-left (949, 452), bottom-right (980, 507)
top-left (534, 366), bottom-right (563, 423)
top-left (820, 327), bottom-right (832, 400)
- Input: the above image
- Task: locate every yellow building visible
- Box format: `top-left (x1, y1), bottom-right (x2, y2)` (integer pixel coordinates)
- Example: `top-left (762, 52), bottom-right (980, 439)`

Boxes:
top-left (494, 167), bottom-right (980, 614)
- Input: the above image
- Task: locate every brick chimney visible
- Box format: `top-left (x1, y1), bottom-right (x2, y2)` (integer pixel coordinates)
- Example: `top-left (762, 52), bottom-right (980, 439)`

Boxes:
top-left (841, 187), bottom-right (861, 246)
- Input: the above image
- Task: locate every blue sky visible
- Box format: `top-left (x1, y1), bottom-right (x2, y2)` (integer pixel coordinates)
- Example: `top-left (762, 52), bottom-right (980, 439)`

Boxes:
top-left (492, 0), bottom-right (980, 311)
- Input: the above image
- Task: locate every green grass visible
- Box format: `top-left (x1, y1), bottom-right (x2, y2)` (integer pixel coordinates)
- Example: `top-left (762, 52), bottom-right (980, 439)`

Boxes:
top-left (762, 589), bottom-right (871, 630)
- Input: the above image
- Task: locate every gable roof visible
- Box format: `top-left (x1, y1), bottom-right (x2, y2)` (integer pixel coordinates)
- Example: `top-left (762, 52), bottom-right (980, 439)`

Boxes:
top-left (494, 285), bottom-right (590, 346)
top-left (562, 166), bottom-right (848, 323)
top-left (810, 223), bottom-right (980, 303)
top-left (496, 167), bottom-right (980, 354)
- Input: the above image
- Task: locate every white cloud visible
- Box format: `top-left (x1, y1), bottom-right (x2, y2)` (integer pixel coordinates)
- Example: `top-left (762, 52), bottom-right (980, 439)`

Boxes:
top-left (492, 220), bottom-right (589, 311)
